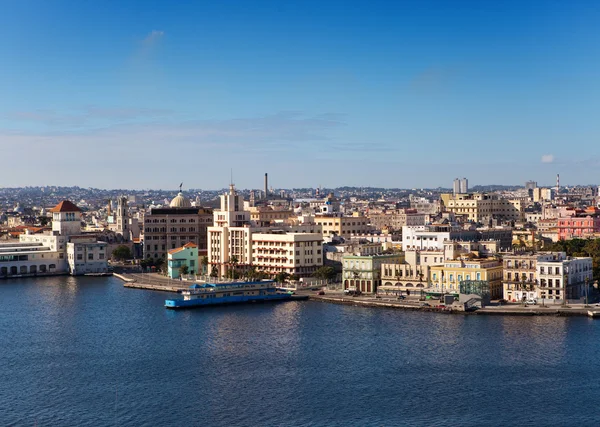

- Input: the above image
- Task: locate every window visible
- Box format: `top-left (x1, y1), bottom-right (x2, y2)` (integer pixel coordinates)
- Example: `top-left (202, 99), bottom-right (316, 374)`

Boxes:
top-left (88, 253), bottom-right (93, 260)
top-left (99, 254), bottom-right (104, 259)
top-left (77, 254), bottom-right (83, 260)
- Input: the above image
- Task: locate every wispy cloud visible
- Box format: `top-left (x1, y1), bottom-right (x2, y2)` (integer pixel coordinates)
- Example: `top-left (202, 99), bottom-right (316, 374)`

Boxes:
top-left (6, 106), bottom-right (173, 127)
top-left (410, 66), bottom-right (456, 93)
top-left (0, 112), bottom-right (345, 153)
top-left (142, 30), bottom-right (164, 46)
top-left (541, 154), bottom-right (555, 163)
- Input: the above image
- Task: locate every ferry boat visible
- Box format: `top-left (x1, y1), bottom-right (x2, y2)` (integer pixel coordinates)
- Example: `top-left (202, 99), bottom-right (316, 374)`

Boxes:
top-left (164, 280), bottom-right (297, 309)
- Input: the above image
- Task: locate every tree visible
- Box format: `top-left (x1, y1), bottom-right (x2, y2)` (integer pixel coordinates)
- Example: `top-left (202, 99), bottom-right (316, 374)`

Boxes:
top-left (112, 245), bottom-right (132, 261)
top-left (200, 256), bottom-right (209, 274)
top-left (210, 265), bottom-right (219, 278)
top-left (154, 257), bottom-right (165, 274)
top-left (314, 266), bottom-right (336, 281)
top-left (179, 265), bottom-right (189, 276)
top-left (275, 272), bottom-right (290, 284)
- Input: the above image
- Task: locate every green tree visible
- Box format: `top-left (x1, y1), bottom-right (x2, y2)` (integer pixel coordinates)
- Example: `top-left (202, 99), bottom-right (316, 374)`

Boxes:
top-left (179, 265), bottom-right (189, 276)
top-left (314, 266), bottom-right (336, 281)
top-left (112, 245), bottom-right (132, 261)
top-left (210, 265), bottom-right (219, 278)
top-left (275, 272), bottom-right (290, 284)
top-left (200, 256), bottom-right (209, 274)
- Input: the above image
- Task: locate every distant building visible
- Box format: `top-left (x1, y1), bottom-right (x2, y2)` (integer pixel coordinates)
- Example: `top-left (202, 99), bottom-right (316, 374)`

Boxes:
top-left (453, 178), bottom-right (468, 195)
top-left (441, 193), bottom-right (523, 223)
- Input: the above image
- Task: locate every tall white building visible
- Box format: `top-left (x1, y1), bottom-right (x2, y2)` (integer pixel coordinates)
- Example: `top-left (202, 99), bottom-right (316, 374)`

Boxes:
top-left (208, 185), bottom-right (323, 278)
top-left (453, 178), bottom-right (468, 195)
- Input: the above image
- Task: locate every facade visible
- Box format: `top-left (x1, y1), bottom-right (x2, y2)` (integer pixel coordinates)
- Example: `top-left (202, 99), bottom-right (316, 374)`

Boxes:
top-left (402, 224), bottom-right (477, 252)
top-left (367, 210), bottom-right (428, 231)
top-left (557, 216), bottom-right (600, 240)
top-left (142, 192), bottom-right (213, 260)
top-left (251, 231), bottom-right (323, 277)
top-left (342, 253), bottom-right (404, 294)
top-left (453, 178), bottom-right (468, 194)
top-left (379, 263), bottom-right (430, 296)
top-left (67, 236), bottom-right (108, 275)
top-left (429, 258), bottom-right (503, 299)
top-left (441, 193), bottom-right (523, 223)
top-left (314, 214), bottom-right (371, 239)
top-left (167, 243), bottom-right (198, 279)
top-left (537, 257), bottom-right (593, 301)
top-left (248, 207), bottom-right (295, 226)
top-left (502, 252), bottom-right (592, 302)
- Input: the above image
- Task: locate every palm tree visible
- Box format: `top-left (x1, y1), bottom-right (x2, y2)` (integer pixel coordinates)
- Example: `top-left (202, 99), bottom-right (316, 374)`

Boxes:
top-left (200, 256), bottom-right (209, 275)
top-left (228, 256), bottom-right (239, 279)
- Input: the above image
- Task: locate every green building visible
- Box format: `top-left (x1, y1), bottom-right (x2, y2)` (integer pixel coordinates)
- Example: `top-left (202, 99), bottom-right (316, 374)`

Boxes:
top-left (167, 243), bottom-right (198, 279)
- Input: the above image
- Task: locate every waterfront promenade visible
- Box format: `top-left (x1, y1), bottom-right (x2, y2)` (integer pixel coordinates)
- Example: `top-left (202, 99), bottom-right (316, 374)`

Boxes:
top-left (113, 272), bottom-right (600, 317)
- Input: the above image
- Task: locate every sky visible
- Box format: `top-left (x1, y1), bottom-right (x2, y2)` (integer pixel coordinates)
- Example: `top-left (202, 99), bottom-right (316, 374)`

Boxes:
top-left (1, 0), bottom-right (600, 190)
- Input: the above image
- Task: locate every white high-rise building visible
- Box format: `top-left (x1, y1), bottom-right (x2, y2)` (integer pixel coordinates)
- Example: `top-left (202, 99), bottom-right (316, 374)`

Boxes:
top-left (453, 178), bottom-right (468, 194)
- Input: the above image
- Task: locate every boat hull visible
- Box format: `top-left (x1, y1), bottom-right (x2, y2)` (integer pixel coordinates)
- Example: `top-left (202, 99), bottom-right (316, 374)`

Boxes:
top-left (165, 292), bottom-right (294, 309)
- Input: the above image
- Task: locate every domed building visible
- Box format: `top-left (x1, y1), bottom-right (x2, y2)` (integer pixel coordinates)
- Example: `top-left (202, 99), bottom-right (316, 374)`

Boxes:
top-left (169, 192), bottom-right (192, 208)
top-left (142, 187), bottom-right (213, 261)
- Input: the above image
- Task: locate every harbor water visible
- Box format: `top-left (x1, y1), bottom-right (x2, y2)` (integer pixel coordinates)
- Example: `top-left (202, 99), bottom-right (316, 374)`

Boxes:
top-left (1, 276), bottom-right (600, 426)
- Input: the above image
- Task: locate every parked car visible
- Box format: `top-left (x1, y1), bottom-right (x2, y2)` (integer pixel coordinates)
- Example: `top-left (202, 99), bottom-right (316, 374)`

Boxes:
top-left (397, 295), bottom-right (406, 300)
top-left (526, 299), bottom-right (537, 305)
top-left (316, 290), bottom-right (325, 295)
top-left (420, 303), bottom-right (431, 307)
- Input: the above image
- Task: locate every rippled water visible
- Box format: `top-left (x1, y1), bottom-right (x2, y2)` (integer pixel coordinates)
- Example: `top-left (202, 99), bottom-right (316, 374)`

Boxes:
top-left (1, 276), bottom-right (600, 426)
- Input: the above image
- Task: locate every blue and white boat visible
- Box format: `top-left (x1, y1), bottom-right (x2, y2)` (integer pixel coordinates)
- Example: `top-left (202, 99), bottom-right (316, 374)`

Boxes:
top-left (164, 280), bottom-right (297, 309)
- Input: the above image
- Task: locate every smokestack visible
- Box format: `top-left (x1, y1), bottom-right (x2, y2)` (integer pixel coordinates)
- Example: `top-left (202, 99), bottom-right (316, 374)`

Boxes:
top-left (556, 173), bottom-right (560, 195)
top-left (264, 173), bottom-right (268, 198)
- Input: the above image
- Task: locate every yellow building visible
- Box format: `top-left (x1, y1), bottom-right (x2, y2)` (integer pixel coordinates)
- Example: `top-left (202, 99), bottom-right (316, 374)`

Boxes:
top-left (314, 213), bottom-right (371, 239)
top-left (248, 207), bottom-right (295, 227)
top-left (441, 193), bottom-right (523, 223)
top-left (429, 257), bottom-right (503, 299)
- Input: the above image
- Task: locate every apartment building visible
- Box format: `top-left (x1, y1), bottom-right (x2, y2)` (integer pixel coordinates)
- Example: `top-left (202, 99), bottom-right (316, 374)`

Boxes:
top-left (379, 263), bottom-right (430, 296)
top-left (557, 215), bottom-right (600, 240)
top-left (314, 213), bottom-right (371, 239)
top-left (441, 193), bottom-right (523, 223)
top-left (502, 252), bottom-right (592, 302)
top-left (429, 258), bottom-right (503, 299)
top-left (367, 210), bottom-right (427, 231)
top-left (252, 231), bottom-right (323, 277)
top-left (342, 253), bottom-right (404, 294)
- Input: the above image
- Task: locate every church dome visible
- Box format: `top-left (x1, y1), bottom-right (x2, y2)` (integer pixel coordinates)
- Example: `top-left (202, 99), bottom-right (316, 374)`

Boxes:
top-left (170, 192), bottom-right (192, 208)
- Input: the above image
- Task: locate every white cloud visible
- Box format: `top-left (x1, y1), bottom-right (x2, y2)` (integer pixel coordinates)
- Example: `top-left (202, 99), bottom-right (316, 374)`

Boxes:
top-left (541, 154), bottom-right (554, 163)
top-left (142, 30), bottom-right (164, 45)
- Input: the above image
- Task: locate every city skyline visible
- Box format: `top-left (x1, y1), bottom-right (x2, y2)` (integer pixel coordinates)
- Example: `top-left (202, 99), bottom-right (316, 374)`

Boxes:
top-left (2, 1), bottom-right (600, 188)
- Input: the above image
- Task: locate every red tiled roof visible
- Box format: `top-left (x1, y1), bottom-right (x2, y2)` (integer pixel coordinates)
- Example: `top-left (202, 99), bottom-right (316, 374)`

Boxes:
top-left (183, 242), bottom-right (198, 248)
top-left (49, 200), bottom-right (82, 213)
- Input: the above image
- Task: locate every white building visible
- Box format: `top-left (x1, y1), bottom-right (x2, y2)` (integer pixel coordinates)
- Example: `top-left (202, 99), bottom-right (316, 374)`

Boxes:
top-left (0, 200), bottom-right (108, 278)
top-left (251, 231), bottom-right (323, 277)
top-left (208, 185), bottom-right (324, 278)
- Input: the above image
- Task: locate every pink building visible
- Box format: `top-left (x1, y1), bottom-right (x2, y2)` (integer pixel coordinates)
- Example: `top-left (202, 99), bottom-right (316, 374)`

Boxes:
top-left (557, 215), bottom-right (600, 240)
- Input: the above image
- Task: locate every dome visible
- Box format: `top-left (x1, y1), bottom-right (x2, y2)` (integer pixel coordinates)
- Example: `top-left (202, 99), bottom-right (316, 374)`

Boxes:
top-left (170, 192), bottom-right (192, 208)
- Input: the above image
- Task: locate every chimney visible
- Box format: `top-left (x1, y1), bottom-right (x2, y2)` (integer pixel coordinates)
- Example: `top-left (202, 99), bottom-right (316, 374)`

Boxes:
top-left (264, 173), bottom-right (268, 198)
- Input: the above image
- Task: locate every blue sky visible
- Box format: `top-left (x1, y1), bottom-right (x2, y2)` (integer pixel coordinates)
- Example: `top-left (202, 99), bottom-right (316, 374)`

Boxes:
top-left (1, 0), bottom-right (600, 190)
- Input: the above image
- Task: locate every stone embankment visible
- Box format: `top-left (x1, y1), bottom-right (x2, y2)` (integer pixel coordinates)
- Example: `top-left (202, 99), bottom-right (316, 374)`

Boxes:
top-left (307, 293), bottom-right (600, 318)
